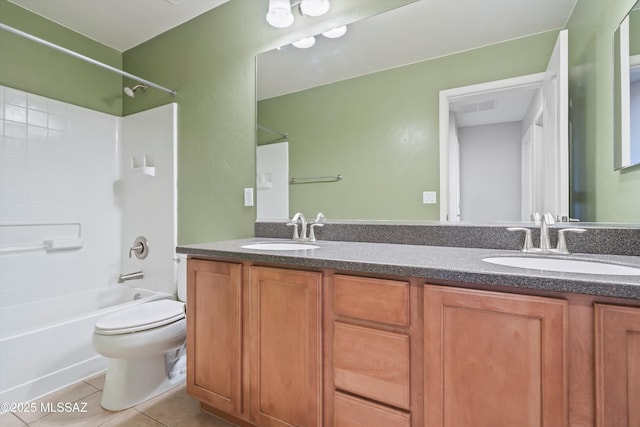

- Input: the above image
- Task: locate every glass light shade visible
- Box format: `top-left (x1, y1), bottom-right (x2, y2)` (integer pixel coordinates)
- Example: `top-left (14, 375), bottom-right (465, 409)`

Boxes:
top-left (322, 25), bottom-right (347, 39)
top-left (266, 0), bottom-right (294, 28)
top-left (300, 0), bottom-right (330, 17)
top-left (292, 36), bottom-right (316, 49)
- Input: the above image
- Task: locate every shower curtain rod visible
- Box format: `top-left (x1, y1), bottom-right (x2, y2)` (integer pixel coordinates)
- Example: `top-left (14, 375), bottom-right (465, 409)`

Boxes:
top-left (257, 123), bottom-right (289, 145)
top-left (257, 123), bottom-right (288, 139)
top-left (0, 23), bottom-right (177, 96)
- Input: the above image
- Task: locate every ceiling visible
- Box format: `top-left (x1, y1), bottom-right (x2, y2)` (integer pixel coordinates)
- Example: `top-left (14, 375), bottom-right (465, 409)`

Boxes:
top-left (7, 0), bottom-right (231, 51)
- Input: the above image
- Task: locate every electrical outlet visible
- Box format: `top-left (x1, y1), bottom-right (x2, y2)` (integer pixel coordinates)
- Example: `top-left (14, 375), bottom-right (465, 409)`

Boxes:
top-left (423, 191), bottom-right (437, 204)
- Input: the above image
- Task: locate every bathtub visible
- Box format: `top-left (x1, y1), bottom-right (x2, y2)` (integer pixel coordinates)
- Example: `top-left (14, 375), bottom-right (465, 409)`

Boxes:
top-left (0, 286), bottom-right (173, 406)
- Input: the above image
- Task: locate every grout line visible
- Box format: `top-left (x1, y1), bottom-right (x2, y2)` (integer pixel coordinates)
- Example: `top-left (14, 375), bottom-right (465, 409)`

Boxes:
top-left (132, 408), bottom-right (170, 426)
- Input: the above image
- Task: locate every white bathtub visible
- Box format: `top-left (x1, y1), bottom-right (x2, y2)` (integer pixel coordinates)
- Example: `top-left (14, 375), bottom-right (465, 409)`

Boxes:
top-left (0, 286), bottom-right (173, 406)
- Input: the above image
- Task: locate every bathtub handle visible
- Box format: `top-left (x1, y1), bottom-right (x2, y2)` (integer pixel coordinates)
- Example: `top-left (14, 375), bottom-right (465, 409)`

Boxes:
top-left (129, 236), bottom-right (149, 259)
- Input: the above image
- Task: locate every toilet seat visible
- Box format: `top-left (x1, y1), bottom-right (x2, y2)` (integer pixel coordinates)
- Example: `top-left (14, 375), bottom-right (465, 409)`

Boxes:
top-left (95, 299), bottom-right (185, 335)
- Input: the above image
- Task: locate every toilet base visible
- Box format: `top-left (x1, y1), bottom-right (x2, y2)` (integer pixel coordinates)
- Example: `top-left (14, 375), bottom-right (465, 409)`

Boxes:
top-left (100, 345), bottom-right (186, 411)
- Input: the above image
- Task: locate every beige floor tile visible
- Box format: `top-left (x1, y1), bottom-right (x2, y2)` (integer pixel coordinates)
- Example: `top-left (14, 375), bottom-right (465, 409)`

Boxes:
top-left (0, 412), bottom-right (27, 427)
top-left (99, 409), bottom-right (166, 427)
top-left (29, 391), bottom-right (118, 427)
top-left (84, 372), bottom-right (106, 391)
top-left (174, 412), bottom-right (238, 427)
top-left (17, 381), bottom-right (101, 424)
top-left (135, 384), bottom-right (203, 426)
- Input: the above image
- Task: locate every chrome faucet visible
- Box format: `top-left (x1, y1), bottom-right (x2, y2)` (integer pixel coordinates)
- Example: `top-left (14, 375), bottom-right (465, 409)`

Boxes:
top-left (286, 212), bottom-right (326, 242)
top-left (509, 212), bottom-right (586, 254)
top-left (118, 271), bottom-right (144, 283)
top-left (287, 212), bottom-right (308, 240)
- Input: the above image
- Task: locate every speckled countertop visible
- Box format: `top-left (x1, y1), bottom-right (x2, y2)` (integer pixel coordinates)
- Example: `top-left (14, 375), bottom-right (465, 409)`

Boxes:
top-left (177, 238), bottom-right (640, 300)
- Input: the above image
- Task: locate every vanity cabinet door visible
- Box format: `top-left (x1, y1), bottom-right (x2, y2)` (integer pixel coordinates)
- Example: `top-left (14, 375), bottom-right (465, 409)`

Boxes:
top-left (248, 266), bottom-right (322, 427)
top-left (424, 285), bottom-right (567, 427)
top-left (595, 304), bottom-right (640, 427)
top-left (186, 259), bottom-right (242, 415)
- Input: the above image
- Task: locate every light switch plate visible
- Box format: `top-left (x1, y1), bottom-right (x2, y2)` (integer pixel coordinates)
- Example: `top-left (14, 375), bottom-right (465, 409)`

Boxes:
top-left (244, 188), bottom-right (254, 206)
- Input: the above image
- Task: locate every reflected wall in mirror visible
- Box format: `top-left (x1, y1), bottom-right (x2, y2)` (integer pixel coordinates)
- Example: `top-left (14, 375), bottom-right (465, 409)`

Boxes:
top-left (614, 0), bottom-right (640, 169)
top-left (257, 0), bottom-right (640, 224)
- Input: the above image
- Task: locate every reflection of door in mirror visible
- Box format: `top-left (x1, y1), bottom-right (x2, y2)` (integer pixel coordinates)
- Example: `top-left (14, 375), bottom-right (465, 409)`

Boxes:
top-left (614, 2), bottom-right (640, 169)
top-left (440, 30), bottom-right (568, 223)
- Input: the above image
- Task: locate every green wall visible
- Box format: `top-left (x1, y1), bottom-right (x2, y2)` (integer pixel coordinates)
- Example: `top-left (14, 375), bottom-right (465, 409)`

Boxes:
top-left (0, 0), bottom-right (122, 115)
top-left (631, 7), bottom-right (640, 55)
top-left (567, 0), bottom-right (640, 222)
top-left (122, 0), bottom-right (413, 243)
top-left (258, 31), bottom-right (559, 220)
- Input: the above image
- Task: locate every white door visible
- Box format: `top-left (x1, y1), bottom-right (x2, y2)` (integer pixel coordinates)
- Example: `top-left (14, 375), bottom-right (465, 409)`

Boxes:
top-left (541, 29), bottom-right (569, 219)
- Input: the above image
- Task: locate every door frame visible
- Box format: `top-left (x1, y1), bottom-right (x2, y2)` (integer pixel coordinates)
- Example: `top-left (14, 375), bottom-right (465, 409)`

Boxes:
top-left (438, 73), bottom-right (545, 221)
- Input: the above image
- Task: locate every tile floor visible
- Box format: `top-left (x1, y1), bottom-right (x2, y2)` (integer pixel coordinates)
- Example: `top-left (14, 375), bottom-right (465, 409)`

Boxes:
top-left (0, 374), bottom-right (238, 427)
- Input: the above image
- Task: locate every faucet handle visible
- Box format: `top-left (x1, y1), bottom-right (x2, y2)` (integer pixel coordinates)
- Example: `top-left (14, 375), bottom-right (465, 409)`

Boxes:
top-left (554, 228), bottom-right (587, 254)
top-left (286, 222), bottom-right (300, 239)
top-left (308, 223), bottom-right (324, 242)
top-left (314, 212), bottom-right (326, 223)
top-left (507, 227), bottom-right (536, 252)
top-left (542, 212), bottom-right (556, 225)
top-left (530, 212), bottom-right (542, 225)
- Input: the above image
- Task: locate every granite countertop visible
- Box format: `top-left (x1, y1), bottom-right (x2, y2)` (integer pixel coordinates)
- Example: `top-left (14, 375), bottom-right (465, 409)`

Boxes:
top-left (177, 238), bottom-right (640, 299)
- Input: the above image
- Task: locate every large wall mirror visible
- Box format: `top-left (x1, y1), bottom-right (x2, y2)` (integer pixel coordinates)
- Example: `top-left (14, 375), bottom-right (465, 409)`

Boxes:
top-left (614, 0), bottom-right (640, 170)
top-left (256, 0), bottom-right (635, 224)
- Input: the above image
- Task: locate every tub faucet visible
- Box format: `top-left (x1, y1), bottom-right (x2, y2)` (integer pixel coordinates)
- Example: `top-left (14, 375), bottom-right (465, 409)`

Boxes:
top-left (118, 271), bottom-right (144, 283)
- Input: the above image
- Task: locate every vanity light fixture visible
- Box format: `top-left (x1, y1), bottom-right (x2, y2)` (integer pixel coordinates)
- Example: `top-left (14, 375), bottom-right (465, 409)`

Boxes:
top-left (266, 0), bottom-right (295, 28)
top-left (266, 0), bottom-right (331, 28)
top-left (292, 36), bottom-right (316, 48)
top-left (322, 25), bottom-right (347, 39)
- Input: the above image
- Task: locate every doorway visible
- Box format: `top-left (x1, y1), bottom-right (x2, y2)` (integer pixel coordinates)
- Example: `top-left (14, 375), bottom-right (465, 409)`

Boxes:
top-left (440, 75), bottom-right (544, 222)
top-left (440, 30), bottom-right (569, 223)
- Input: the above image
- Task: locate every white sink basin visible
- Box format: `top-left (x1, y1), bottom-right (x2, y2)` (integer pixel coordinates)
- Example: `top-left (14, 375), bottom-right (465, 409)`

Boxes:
top-left (241, 242), bottom-right (321, 251)
top-left (482, 256), bottom-right (640, 276)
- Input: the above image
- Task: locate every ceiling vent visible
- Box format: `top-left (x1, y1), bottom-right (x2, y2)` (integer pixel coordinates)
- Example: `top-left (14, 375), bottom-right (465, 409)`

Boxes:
top-left (459, 99), bottom-right (496, 114)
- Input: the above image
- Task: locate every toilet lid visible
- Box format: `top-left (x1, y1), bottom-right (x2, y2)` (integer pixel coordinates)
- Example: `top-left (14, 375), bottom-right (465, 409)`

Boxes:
top-left (95, 299), bottom-right (185, 335)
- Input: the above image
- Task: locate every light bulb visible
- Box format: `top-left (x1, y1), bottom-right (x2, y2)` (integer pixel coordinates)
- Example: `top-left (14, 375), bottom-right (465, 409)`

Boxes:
top-left (266, 0), bottom-right (294, 28)
top-left (322, 25), bottom-right (347, 39)
top-left (300, 0), bottom-right (330, 17)
top-left (292, 36), bottom-right (316, 49)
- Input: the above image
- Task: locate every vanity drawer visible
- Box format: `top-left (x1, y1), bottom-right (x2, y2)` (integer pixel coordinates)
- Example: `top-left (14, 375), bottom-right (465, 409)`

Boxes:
top-left (334, 392), bottom-right (410, 427)
top-left (333, 322), bottom-right (410, 409)
top-left (333, 274), bottom-right (409, 327)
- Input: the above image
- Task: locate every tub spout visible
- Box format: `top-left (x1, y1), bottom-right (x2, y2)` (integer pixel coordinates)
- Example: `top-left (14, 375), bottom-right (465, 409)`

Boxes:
top-left (118, 271), bottom-right (143, 283)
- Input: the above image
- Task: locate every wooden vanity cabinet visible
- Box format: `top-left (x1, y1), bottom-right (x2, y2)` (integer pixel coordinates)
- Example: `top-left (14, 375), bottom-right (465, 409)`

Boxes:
top-left (424, 285), bottom-right (568, 427)
top-left (186, 260), bottom-right (322, 427)
top-left (595, 304), bottom-right (640, 427)
top-left (185, 257), bottom-right (639, 427)
top-left (186, 259), bottom-right (243, 415)
top-left (248, 266), bottom-right (322, 427)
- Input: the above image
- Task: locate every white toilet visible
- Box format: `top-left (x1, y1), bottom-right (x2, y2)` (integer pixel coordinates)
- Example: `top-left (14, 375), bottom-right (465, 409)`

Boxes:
top-left (92, 272), bottom-right (187, 411)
